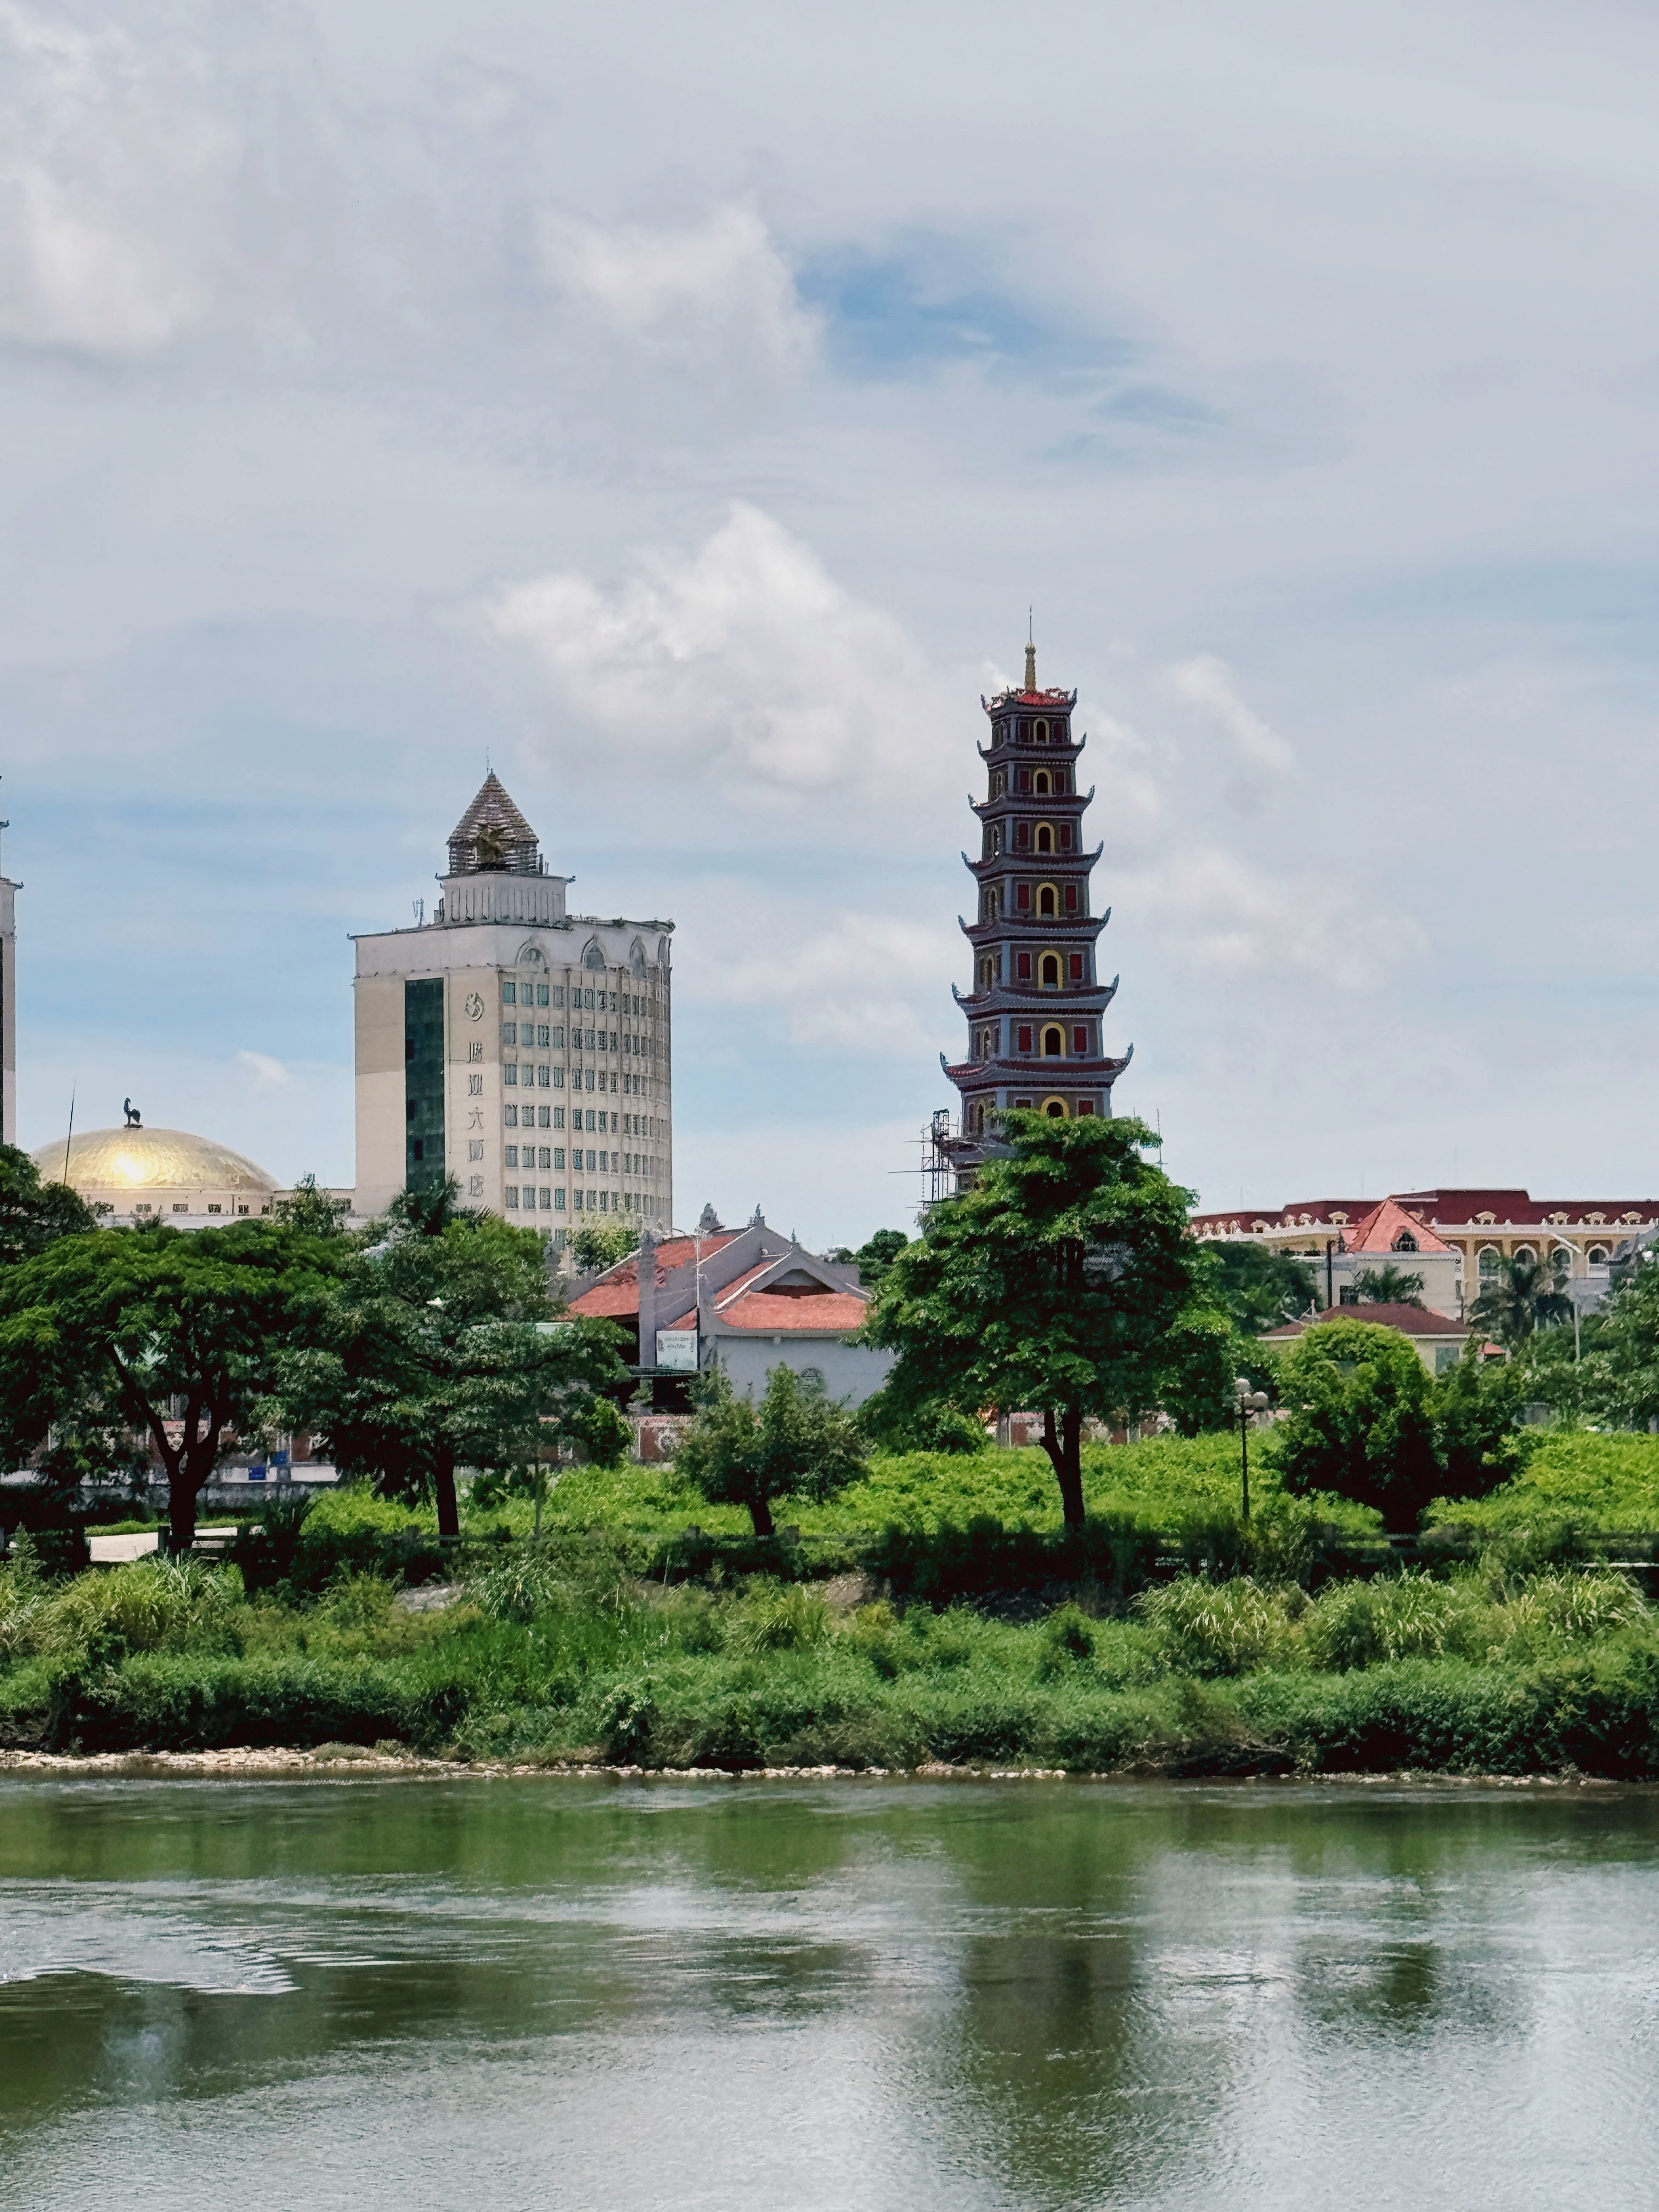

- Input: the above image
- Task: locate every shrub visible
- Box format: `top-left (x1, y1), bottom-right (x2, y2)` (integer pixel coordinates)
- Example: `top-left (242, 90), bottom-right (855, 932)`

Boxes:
top-left (725, 1583), bottom-right (833, 1655)
top-left (1135, 1576), bottom-right (1299, 1676)
top-left (1269, 1321), bottom-right (1440, 1526)
top-left (1303, 1573), bottom-right (1479, 1671)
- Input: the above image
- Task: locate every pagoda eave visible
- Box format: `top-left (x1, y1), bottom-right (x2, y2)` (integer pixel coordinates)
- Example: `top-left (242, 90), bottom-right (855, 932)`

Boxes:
top-left (944, 1053), bottom-right (1133, 1086)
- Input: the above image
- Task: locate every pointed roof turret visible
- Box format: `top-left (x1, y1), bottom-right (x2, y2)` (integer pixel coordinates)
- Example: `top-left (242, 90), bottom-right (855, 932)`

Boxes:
top-left (447, 773), bottom-right (543, 877)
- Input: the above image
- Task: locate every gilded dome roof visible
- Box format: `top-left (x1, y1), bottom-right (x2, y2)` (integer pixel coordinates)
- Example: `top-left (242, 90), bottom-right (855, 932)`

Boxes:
top-left (32, 1127), bottom-right (279, 1195)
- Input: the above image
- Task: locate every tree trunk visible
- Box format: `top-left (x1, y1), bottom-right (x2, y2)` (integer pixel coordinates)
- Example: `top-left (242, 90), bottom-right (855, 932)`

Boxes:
top-left (748, 1492), bottom-right (776, 1538)
top-left (433, 1453), bottom-right (461, 1540)
top-left (1040, 1407), bottom-right (1087, 1530)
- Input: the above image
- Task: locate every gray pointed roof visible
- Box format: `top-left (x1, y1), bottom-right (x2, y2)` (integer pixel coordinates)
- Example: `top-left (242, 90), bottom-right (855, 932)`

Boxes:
top-left (447, 773), bottom-right (542, 877)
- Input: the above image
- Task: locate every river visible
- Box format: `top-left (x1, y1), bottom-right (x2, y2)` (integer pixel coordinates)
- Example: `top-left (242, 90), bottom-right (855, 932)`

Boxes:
top-left (1, 1774), bottom-right (1655, 2209)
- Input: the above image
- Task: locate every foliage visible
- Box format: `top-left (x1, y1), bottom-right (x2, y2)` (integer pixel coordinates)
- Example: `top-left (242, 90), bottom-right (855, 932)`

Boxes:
top-left (273, 1175), bottom-right (353, 1239)
top-left (1204, 1241), bottom-right (1318, 1333)
top-left (0, 1144), bottom-right (101, 1263)
top-left (1269, 1319), bottom-right (1441, 1526)
top-left (856, 1384), bottom-right (987, 1455)
top-left (676, 1363), bottom-right (867, 1538)
top-left (865, 1114), bottom-right (1213, 1526)
top-left (1135, 1577), bottom-right (1299, 1675)
top-left (570, 1223), bottom-right (635, 1275)
top-left (1469, 1253), bottom-right (1573, 1346)
top-left (1352, 1265), bottom-right (1426, 1307)
top-left (273, 1201), bottom-right (629, 1536)
top-left (0, 1221), bottom-right (343, 1547)
top-left (849, 1228), bottom-right (909, 1289)
top-left (1423, 1431), bottom-right (1659, 1537)
top-left (1434, 1340), bottom-right (1530, 1497)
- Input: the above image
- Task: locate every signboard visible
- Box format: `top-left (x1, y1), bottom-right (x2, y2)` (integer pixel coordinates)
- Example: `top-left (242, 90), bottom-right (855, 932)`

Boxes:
top-left (655, 1329), bottom-right (699, 1373)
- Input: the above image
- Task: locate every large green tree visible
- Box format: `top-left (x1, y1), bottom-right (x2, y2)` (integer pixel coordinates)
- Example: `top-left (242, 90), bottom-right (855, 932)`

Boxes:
top-left (863, 1113), bottom-right (1210, 1527)
top-left (1270, 1317), bottom-right (1440, 1526)
top-left (1205, 1241), bottom-right (1318, 1332)
top-left (0, 1143), bottom-right (100, 1262)
top-left (275, 1182), bottom-right (630, 1535)
top-left (0, 1221), bottom-right (341, 1546)
top-left (1470, 1254), bottom-right (1573, 1346)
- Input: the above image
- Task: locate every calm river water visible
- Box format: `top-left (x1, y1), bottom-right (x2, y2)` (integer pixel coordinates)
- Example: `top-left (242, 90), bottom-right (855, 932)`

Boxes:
top-left (2, 1774), bottom-right (1656, 2210)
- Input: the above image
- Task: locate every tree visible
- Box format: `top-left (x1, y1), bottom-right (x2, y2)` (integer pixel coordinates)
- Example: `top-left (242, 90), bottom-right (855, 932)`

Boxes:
top-left (676, 1362), bottom-right (867, 1537)
top-left (0, 1222), bottom-right (342, 1548)
top-left (1433, 1340), bottom-right (1528, 1498)
top-left (275, 1200), bottom-right (629, 1536)
top-left (1469, 1254), bottom-right (1573, 1346)
top-left (0, 1143), bottom-right (100, 1263)
top-left (852, 1228), bottom-right (909, 1288)
top-left (571, 1222), bottom-right (634, 1275)
top-left (1205, 1242), bottom-right (1318, 1332)
top-left (863, 1113), bottom-right (1209, 1527)
top-left (1269, 1318), bottom-right (1440, 1526)
top-left (273, 1173), bottom-right (353, 1239)
top-left (1352, 1263), bottom-right (1427, 1307)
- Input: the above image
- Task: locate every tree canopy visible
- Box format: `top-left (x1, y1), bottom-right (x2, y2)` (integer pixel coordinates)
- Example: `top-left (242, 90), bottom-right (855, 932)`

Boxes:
top-left (1352, 1263), bottom-right (1426, 1308)
top-left (0, 1220), bottom-right (343, 1544)
top-left (675, 1362), bottom-right (866, 1537)
top-left (1204, 1241), bottom-right (1318, 1333)
top-left (862, 1113), bottom-right (1211, 1526)
top-left (1270, 1318), bottom-right (1441, 1527)
top-left (0, 1143), bottom-right (101, 1264)
top-left (1470, 1254), bottom-right (1573, 1346)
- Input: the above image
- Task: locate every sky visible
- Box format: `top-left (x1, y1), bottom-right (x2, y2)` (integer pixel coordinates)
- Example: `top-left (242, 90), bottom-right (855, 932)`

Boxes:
top-left (5, 0), bottom-right (1659, 1244)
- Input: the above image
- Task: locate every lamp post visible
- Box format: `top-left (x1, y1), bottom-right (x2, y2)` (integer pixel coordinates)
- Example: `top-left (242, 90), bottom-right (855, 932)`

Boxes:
top-left (1233, 1376), bottom-right (1271, 1525)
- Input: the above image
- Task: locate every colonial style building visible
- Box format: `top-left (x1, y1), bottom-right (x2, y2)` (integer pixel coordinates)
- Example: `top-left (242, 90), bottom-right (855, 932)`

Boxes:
top-left (1191, 1187), bottom-right (1659, 1316)
top-left (352, 775), bottom-right (674, 1234)
top-left (941, 644), bottom-right (1130, 1179)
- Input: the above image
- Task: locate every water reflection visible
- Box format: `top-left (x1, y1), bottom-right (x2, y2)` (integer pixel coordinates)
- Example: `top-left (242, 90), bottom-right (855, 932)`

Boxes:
top-left (3, 1779), bottom-right (1659, 2210)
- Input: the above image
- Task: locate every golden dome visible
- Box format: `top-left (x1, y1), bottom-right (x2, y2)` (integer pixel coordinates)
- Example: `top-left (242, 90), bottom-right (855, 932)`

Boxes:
top-left (33, 1127), bottom-right (278, 1196)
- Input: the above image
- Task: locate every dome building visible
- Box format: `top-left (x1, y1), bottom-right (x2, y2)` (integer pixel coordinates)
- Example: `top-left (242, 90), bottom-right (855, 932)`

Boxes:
top-left (33, 1126), bottom-right (280, 1224)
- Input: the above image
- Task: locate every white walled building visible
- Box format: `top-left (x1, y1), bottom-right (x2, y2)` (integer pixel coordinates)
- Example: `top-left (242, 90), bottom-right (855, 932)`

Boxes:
top-left (352, 775), bottom-right (674, 1237)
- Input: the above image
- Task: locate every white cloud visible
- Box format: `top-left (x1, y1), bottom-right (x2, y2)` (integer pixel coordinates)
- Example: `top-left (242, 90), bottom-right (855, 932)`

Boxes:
top-left (235, 1049), bottom-right (290, 1091)
top-left (685, 898), bottom-right (959, 1053)
top-left (0, 2), bottom-right (242, 357)
top-left (538, 205), bottom-right (817, 375)
top-left (1167, 654), bottom-right (1295, 774)
top-left (1124, 845), bottom-right (1420, 989)
top-left (483, 503), bottom-right (953, 805)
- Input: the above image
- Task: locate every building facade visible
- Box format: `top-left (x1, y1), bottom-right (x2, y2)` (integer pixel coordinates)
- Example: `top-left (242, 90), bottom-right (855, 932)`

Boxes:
top-left (941, 644), bottom-right (1130, 1180)
top-left (0, 873), bottom-right (16, 1147)
top-left (353, 775), bottom-right (673, 1235)
top-left (1191, 1187), bottom-right (1659, 1318)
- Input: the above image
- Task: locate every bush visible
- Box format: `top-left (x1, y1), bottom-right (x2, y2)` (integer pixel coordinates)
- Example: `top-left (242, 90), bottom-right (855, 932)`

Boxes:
top-left (1269, 1321), bottom-right (1440, 1526)
top-left (1135, 1577), bottom-right (1300, 1676)
top-left (1302, 1573), bottom-right (1479, 1671)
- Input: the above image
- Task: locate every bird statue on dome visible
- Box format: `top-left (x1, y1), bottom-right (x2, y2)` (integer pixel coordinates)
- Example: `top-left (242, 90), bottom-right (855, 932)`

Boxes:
top-left (123, 1098), bottom-right (142, 1128)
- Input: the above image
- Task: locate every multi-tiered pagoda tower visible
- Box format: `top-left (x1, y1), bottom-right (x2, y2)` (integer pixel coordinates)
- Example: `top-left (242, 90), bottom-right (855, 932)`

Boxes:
top-left (941, 642), bottom-right (1131, 1183)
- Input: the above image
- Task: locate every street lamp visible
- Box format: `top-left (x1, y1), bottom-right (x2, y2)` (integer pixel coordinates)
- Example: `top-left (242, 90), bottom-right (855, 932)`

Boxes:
top-left (1233, 1376), bottom-right (1271, 1525)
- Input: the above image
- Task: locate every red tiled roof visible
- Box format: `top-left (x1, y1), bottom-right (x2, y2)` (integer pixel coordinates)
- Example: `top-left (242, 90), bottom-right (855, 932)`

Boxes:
top-left (714, 1291), bottom-right (870, 1333)
top-left (569, 1283), bottom-right (643, 1319)
top-left (1340, 1197), bottom-right (1455, 1256)
top-left (568, 1232), bottom-right (743, 1319)
top-left (1263, 1303), bottom-right (1468, 1339)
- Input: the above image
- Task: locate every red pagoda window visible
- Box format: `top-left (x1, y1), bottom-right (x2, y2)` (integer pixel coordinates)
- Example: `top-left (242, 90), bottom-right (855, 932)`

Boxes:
top-left (1069, 954), bottom-right (1084, 981)
top-left (1016, 952), bottom-right (1032, 981)
top-left (1073, 1026), bottom-right (1088, 1055)
top-left (1015, 822), bottom-right (1030, 849)
top-left (1064, 885), bottom-right (1078, 913)
top-left (1017, 1024), bottom-right (1034, 1053)
top-left (1059, 825), bottom-right (1073, 850)
top-left (1017, 883), bottom-right (1031, 912)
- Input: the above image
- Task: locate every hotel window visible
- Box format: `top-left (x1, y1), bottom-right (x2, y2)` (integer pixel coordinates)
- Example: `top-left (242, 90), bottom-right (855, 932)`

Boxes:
top-left (538, 1147), bottom-right (551, 1170)
top-left (555, 1188), bottom-right (566, 1209)
top-left (173, 1203), bottom-right (188, 1212)
top-left (554, 1148), bottom-right (565, 1170)
top-left (504, 1104), bottom-right (517, 1127)
top-left (540, 1187), bottom-right (552, 1208)
top-left (574, 1190), bottom-right (584, 1210)
top-left (537, 984), bottom-right (550, 1007)
top-left (501, 980), bottom-right (516, 1004)
top-left (505, 1063), bottom-right (517, 1085)
top-left (535, 1024), bottom-right (549, 1047)
top-left (505, 1186), bottom-right (519, 1207)
top-left (505, 1146), bottom-right (518, 1168)
top-left (553, 1107), bottom-right (565, 1128)
top-left (537, 1065), bottom-right (550, 1087)
top-left (552, 1026), bottom-right (564, 1048)
top-left (502, 1022), bottom-right (517, 1045)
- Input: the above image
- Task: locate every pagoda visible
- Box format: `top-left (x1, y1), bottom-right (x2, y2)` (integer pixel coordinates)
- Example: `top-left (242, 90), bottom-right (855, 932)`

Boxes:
top-left (940, 640), bottom-right (1131, 1182)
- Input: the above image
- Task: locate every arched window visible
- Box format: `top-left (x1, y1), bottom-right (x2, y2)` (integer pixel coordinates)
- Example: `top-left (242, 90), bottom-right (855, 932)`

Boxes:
top-left (1392, 1231), bottom-right (1418, 1252)
top-left (1035, 719), bottom-right (1048, 743)
top-left (1041, 1026), bottom-right (1064, 1057)
top-left (1514, 1245), bottom-right (1536, 1268)
top-left (1038, 885), bottom-right (1057, 917)
top-left (1550, 1245), bottom-right (1575, 1276)
top-left (1589, 1245), bottom-right (1610, 1267)
top-left (1036, 825), bottom-right (1053, 854)
top-left (1040, 953), bottom-right (1060, 989)
top-left (1477, 1246), bottom-right (1502, 1279)
top-left (1042, 1096), bottom-right (1067, 1118)
top-left (1034, 770), bottom-right (1050, 794)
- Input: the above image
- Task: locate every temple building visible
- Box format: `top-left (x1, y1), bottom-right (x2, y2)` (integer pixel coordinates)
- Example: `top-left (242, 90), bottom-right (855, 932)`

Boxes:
top-left (941, 642), bottom-right (1130, 1180)
top-left (351, 774), bottom-right (674, 1237)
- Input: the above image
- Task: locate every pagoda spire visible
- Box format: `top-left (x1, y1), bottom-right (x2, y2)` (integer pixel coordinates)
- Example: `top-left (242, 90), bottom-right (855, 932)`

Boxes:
top-left (939, 651), bottom-right (1131, 1185)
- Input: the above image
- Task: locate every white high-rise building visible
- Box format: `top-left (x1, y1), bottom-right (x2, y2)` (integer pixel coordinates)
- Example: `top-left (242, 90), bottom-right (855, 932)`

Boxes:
top-left (0, 873), bottom-right (16, 1147)
top-left (352, 775), bottom-right (674, 1241)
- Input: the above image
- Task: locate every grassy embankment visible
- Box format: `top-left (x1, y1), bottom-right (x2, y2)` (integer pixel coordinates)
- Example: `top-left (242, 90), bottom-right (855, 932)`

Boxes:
top-left (9, 1432), bottom-right (1659, 1775)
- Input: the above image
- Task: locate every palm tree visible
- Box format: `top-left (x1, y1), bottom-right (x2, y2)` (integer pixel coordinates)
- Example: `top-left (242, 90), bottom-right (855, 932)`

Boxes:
top-left (1469, 1254), bottom-right (1573, 1346)
top-left (1353, 1263), bottom-right (1426, 1307)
